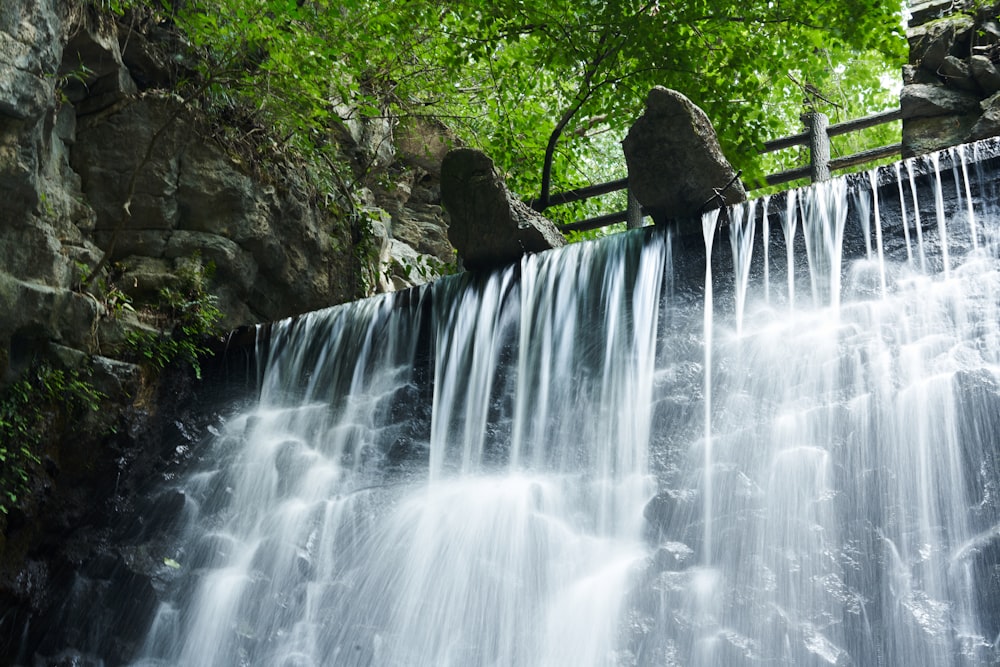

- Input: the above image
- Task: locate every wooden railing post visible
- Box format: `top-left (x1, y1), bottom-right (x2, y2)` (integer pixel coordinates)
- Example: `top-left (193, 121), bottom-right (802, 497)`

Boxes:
top-left (805, 111), bottom-right (831, 182)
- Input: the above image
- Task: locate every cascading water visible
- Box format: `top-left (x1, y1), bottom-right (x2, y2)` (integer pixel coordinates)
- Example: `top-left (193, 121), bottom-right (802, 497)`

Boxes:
top-left (130, 231), bottom-right (668, 667)
top-left (70, 139), bottom-right (1000, 666)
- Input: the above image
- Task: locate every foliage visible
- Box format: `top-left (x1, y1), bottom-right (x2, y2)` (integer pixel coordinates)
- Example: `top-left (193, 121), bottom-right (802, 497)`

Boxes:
top-left (0, 363), bottom-right (104, 515)
top-left (102, 283), bottom-right (136, 319)
top-left (125, 257), bottom-right (223, 379)
top-left (342, 205), bottom-right (384, 296)
top-left (385, 253), bottom-right (459, 287)
top-left (100, 0), bottom-right (906, 232)
top-left (75, 260), bottom-right (139, 318)
top-left (430, 0), bottom-right (906, 195)
top-left (755, 47), bottom-right (903, 191)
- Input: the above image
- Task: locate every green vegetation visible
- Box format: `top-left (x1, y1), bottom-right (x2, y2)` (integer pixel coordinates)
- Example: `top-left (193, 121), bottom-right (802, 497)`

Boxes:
top-left (0, 363), bottom-right (104, 515)
top-left (99, 0), bottom-right (906, 229)
top-left (124, 257), bottom-right (223, 379)
top-left (756, 49), bottom-right (904, 192)
top-left (386, 253), bottom-right (460, 287)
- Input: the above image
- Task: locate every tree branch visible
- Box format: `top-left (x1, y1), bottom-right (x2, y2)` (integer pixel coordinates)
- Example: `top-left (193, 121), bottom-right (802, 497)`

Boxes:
top-left (535, 31), bottom-right (626, 211)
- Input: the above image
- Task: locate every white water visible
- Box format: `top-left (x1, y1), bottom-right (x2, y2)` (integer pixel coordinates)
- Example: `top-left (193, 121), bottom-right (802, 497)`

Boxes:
top-left (129, 142), bottom-right (1000, 666)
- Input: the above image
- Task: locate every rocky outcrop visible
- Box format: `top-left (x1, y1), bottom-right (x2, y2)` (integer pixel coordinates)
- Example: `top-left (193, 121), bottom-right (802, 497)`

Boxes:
top-left (902, 0), bottom-right (1000, 155)
top-left (71, 94), bottom-right (358, 326)
top-left (622, 87), bottom-right (746, 233)
top-left (0, 2), bottom-right (360, 377)
top-left (0, 0), bottom-right (458, 371)
top-left (1, 2), bottom-right (107, 375)
top-left (361, 116), bottom-right (458, 290)
top-left (335, 105), bottom-right (457, 291)
top-left (0, 3), bottom-right (454, 664)
top-left (441, 148), bottom-right (566, 270)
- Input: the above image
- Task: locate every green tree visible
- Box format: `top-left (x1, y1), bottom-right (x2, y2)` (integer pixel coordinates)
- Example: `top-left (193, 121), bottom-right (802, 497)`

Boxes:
top-left (104, 0), bottom-right (906, 225)
top-left (433, 0), bottom-right (906, 201)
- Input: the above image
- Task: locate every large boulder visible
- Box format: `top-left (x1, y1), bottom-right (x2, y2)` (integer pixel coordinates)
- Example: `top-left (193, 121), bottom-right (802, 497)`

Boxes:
top-left (902, 112), bottom-right (980, 157)
top-left (970, 92), bottom-right (1000, 140)
top-left (622, 87), bottom-right (745, 233)
top-left (901, 5), bottom-right (1000, 156)
top-left (441, 148), bottom-right (565, 270)
top-left (907, 14), bottom-right (974, 72)
top-left (970, 54), bottom-right (1000, 96)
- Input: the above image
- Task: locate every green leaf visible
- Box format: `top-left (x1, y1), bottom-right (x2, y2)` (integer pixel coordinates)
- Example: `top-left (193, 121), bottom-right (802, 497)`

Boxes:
top-left (99, 0), bottom-right (905, 233)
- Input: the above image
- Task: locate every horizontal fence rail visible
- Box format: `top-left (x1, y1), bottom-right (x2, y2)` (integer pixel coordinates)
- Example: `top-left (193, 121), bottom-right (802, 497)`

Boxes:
top-left (537, 106), bottom-right (903, 233)
top-left (528, 178), bottom-right (628, 210)
top-left (761, 107), bottom-right (903, 186)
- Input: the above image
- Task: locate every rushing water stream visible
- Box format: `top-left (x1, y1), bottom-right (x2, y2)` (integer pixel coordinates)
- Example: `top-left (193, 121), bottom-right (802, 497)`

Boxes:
top-left (121, 141), bottom-right (1000, 666)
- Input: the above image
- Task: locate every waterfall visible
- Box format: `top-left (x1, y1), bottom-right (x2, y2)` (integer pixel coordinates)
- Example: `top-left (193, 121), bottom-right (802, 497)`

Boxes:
top-left (79, 139), bottom-right (1000, 666)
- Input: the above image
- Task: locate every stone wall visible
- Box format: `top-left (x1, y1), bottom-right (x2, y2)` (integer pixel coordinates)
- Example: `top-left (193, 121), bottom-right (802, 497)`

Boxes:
top-left (903, 0), bottom-right (1000, 155)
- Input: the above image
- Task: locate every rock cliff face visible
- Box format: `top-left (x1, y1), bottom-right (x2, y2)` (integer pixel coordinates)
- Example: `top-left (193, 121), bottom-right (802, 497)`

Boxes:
top-left (0, 3), bottom-right (453, 662)
top-left (903, 0), bottom-right (1000, 155)
top-left (0, 1), bottom-right (454, 371)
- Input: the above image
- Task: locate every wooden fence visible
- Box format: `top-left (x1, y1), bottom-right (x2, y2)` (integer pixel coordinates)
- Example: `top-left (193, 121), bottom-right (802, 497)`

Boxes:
top-left (535, 107), bottom-right (904, 233)
top-left (761, 108), bottom-right (903, 185)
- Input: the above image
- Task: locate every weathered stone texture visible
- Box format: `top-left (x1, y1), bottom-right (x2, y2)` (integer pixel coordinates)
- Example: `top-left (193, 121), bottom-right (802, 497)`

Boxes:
top-left (68, 95), bottom-right (358, 326)
top-left (904, 113), bottom-right (981, 156)
top-left (901, 84), bottom-right (981, 118)
top-left (622, 87), bottom-right (745, 233)
top-left (0, 0), bottom-right (61, 120)
top-left (441, 148), bottom-right (566, 270)
top-left (970, 92), bottom-right (1000, 140)
top-left (0, 3), bottom-right (456, 664)
top-left (902, 1), bottom-right (1000, 156)
top-left (0, 0), bottom-right (455, 379)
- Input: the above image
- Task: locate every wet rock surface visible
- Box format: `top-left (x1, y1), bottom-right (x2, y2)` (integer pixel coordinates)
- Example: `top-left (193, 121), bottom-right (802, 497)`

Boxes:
top-left (0, 347), bottom-right (257, 666)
